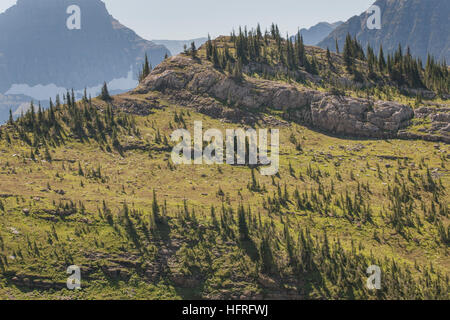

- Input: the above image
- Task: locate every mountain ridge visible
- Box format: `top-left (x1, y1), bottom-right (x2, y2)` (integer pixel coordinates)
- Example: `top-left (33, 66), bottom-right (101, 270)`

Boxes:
top-left (318, 0), bottom-right (450, 63)
top-left (152, 38), bottom-right (209, 56)
top-left (297, 21), bottom-right (343, 45)
top-left (0, 0), bottom-right (171, 122)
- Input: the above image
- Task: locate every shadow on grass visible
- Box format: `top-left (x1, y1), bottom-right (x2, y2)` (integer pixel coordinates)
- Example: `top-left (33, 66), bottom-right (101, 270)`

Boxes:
top-left (240, 238), bottom-right (259, 262)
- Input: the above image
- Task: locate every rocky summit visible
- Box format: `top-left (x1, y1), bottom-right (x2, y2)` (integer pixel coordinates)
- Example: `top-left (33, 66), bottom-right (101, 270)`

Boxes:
top-left (136, 55), bottom-right (414, 139)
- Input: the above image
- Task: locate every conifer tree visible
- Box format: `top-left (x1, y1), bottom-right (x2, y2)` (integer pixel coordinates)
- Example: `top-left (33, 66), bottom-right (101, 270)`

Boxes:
top-left (8, 109), bottom-right (13, 125)
top-left (212, 43), bottom-right (220, 68)
top-left (100, 82), bottom-right (112, 101)
top-left (260, 234), bottom-right (275, 274)
top-left (343, 34), bottom-right (354, 72)
top-left (238, 204), bottom-right (249, 241)
top-left (190, 42), bottom-right (197, 59)
top-left (232, 59), bottom-right (243, 80)
top-left (378, 45), bottom-right (386, 71)
top-left (326, 47), bottom-right (332, 67)
top-left (152, 190), bottom-right (160, 223)
top-left (44, 147), bottom-right (52, 162)
top-left (206, 34), bottom-right (213, 60)
top-left (82, 88), bottom-right (88, 103)
top-left (139, 54), bottom-right (151, 82)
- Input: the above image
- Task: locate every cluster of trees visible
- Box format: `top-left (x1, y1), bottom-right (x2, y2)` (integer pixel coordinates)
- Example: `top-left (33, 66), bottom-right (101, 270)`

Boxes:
top-left (95, 189), bottom-right (448, 299)
top-left (201, 25), bottom-right (448, 94)
top-left (383, 168), bottom-right (448, 243)
top-left (204, 24), bottom-right (319, 79)
top-left (0, 89), bottom-right (138, 156)
top-left (138, 54), bottom-right (152, 83)
top-left (342, 34), bottom-right (366, 76)
top-left (424, 55), bottom-right (449, 94)
top-left (342, 33), bottom-right (449, 93)
top-left (257, 150), bottom-right (448, 247)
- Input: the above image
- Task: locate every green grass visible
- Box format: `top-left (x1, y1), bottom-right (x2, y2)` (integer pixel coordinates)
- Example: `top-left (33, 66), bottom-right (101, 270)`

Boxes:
top-left (0, 99), bottom-right (448, 299)
top-left (0, 36), bottom-right (448, 299)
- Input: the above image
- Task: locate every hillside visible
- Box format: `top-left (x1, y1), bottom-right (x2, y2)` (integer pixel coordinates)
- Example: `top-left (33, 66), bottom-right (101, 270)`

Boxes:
top-left (319, 0), bottom-right (450, 63)
top-left (139, 30), bottom-right (449, 142)
top-left (0, 28), bottom-right (448, 300)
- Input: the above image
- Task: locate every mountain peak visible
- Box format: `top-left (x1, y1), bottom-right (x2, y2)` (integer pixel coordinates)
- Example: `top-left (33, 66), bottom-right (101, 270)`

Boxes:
top-left (318, 0), bottom-right (450, 62)
top-left (0, 0), bottom-right (170, 93)
top-left (0, 0), bottom-right (170, 122)
top-left (298, 21), bottom-right (343, 45)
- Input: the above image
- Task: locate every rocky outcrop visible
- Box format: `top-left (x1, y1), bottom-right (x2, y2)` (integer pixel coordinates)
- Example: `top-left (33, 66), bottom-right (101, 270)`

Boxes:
top-left (410, 107), bottom-right (450, 141)
top-left (8, 273), bottom-right (67, 291)
top-left (397, 131), bottom-right (450, 144)
top-left (307, 97), bottom-right (414, 138)
top-left (135, 55), bottom-right (415, 138)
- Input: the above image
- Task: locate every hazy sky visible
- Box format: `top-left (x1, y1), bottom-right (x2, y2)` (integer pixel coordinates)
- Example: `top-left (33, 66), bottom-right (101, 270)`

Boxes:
top-left (0, 0), bottom-right (375, 39)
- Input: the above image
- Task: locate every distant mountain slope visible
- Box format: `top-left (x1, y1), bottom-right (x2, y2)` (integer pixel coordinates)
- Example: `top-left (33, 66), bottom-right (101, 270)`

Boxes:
top-left (318, 0), bottom-right (450, 62)
top-left (298, 21), bottom-right (343, 45)
top-left (152, 38), bottom-right (208, 55)
top-left (0, 0), bottom-right (170, 118)
top-left (0, 94), bottom-right (31, 122)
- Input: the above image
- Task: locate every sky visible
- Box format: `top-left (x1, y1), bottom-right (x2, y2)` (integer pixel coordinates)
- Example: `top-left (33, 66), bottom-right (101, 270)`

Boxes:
top-left (0, 0), bottom-right (375, 40)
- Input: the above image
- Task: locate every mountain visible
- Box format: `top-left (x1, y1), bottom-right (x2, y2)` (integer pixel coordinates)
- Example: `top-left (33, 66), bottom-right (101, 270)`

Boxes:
top-left (0, 94), bottom-right (31, 119)
top-left (297, 21), bottom-right (343, 45)
top-left (0, 0), bottom-right (170, 122)
top-left (152, 38), bottom-right (208, 55)
top-left (318, 0), bottom-right (450, 62)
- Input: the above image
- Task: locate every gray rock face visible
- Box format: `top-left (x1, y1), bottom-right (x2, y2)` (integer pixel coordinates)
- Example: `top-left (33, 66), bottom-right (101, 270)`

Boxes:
top-left (319, 0), bottom-right (450, 63)
top-left (138, 56), bottom-right (415, 138)
top-left (309, 97), bottom-right (414, 138)
top-left (414, 107), bottom-right (450, 136)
